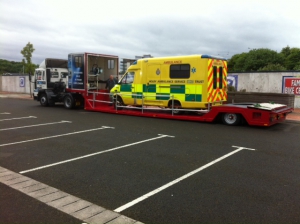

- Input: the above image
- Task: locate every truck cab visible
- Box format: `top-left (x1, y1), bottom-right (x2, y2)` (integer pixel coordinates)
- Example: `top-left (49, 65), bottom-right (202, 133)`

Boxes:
top-left (33, 59), bottom-right (68, 100)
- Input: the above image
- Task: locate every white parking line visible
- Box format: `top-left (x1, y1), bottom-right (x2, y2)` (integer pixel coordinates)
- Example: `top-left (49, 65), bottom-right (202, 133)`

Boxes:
top-left (0, 116), bottom-right (36, 121)
top-left (0, 126), bottom-right (114, 148)
top-left (0, 120), bottom-right (72, 131)
top-left (0, 166), bottom-right (142, 224)
top-left (20, 134), bottom-right (175, 174)
top-left (0, 112), bottom-right (11, 114)
top-left (114, 145), bottom-right (256, 212)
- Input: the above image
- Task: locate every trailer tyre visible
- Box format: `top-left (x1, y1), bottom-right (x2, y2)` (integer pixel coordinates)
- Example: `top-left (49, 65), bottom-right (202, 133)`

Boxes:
top-left (64, 95), bottom-right (75, 109)
top-left (40, 94), bottom-right (49, 107)
top-left (222, 113), bottom-right (241, 125)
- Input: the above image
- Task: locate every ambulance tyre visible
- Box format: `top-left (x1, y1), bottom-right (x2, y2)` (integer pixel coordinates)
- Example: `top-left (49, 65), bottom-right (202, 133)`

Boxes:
top-left (40, 94), bottom-right (49, 107)
top-left (114, 96), bottom-right (124, 110)
top-left (64, 94), bottom-right (75, 109)
top-left (222, 113), bottom-right (241, 125)
top-left (170, 101), bottom-right (183, 115)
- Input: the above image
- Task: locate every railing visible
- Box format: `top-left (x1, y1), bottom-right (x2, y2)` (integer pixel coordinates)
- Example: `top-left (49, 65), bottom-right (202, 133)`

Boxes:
top-left (87, 91), bottom-right (112, 108)
top-left (86, 91), bottom-right (219, 115)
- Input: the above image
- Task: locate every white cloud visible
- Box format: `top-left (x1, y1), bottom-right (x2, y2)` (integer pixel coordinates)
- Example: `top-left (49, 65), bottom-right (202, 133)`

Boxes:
top-left (0, 0), bottom-right (299, 64)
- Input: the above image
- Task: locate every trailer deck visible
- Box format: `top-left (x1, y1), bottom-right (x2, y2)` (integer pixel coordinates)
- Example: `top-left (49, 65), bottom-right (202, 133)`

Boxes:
top-left (83, 90), bottom-right (293, 126)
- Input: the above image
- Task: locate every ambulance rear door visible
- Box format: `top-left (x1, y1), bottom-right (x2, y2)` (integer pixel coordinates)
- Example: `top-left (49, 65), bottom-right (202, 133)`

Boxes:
top-left (207, 59), bottom-right (227, 104)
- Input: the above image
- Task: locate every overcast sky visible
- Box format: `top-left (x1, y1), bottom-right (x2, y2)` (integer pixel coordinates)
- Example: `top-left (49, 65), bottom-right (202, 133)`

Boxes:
top-left (1, 0), bottom-right (299, 65)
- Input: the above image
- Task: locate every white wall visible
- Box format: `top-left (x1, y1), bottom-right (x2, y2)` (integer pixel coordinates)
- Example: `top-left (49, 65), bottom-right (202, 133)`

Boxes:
top-left (2, 72), bottom-right (300, 108)
top-left (1, 75), bottom-right (34, 94)
top-left (229, 72), bottom-right (300, 108)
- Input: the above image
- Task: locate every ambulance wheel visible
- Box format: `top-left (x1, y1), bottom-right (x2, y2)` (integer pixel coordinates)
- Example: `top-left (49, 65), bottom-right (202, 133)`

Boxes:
top-left (114, 96), bottom-right (124, 110)
top-left (222, 113), bottom-right (241, 125)
top-left (40, 94), bottom-right (49, 106)
top-left (64, 95), bottom-right (75, 109)
top-left (171, 102), bottom-right (183, 115)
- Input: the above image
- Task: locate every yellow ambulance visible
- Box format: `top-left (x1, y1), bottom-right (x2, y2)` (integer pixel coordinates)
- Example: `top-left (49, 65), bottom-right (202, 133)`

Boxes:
top-left (111, 55), bottom-right (227, 111)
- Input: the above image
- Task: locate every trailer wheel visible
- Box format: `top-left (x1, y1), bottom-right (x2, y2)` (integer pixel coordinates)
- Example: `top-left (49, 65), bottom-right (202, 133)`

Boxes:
top-left (40, 94), bottom-right (48, 106)
top-left (222, 113), bottom-right (241, 125)
top-left (64, 95), bottom-right (74, 109)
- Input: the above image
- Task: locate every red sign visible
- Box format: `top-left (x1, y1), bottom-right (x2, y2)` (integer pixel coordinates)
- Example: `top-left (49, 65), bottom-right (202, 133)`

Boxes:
top-left (283, 77), bottom-right (300, 95)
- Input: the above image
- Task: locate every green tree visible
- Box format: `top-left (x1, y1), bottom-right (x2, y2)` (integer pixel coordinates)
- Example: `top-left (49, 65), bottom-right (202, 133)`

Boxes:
top-left (20, 42), bottom-right (35, 75)
top-left (227, 53), bottom-right (242, 72)
top-left (258, 63), bottom-right (286, 71)
top-left (293, 64), bottom-right (300, 70)
top-left (243, 48), bottom-right (282, 71)
top-left (228, 48), bottom-right (286, 72)
top-left (228, 52), bottom-right (248, 72)
top-left (280, 45), bottom-right (291, 58)
top-left (285, 48), bottom-right (300, 70)
top-left (0, 59), bottom-right (23, 74)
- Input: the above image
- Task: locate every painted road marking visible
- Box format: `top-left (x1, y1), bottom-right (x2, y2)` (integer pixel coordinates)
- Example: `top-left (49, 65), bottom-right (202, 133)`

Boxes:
top-left (20, 134), bottom-right (175, 174)
top-left (0, 126), bottom-right (114, 148)
top-left (0, 120), bottom-right (72, 131)
top-left (0, 166), bottom-right (142, 224)
top-left (114, 145), bottom-right (256, 212)
top-left (0, 112), bottom-right (11, 114)
top-left (0, 116), bottom-right (36, 121)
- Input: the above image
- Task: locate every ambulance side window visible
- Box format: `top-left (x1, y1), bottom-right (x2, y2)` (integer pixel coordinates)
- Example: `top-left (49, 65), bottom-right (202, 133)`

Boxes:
top-left (170, 64), bottom-right (190, 79)
top-left (121, 72), bottom-right (135, 84)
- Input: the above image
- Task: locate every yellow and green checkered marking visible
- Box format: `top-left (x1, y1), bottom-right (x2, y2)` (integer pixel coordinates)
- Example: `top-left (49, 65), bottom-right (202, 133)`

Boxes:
top-left (123, 84), bottom-right (202, 102)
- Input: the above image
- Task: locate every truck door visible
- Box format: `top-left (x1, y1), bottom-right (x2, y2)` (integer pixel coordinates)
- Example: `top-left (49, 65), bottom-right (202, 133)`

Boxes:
top-left (35, 69), bottom-right (47, 90)
top-left (46, 68), bottom-right (51, 88)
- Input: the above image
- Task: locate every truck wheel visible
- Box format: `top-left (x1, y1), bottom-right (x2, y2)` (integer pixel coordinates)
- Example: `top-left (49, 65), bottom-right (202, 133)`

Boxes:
top-left (48, 100), bottom-right (55, 107)
top-left (222, 113), bottom-right (241, 125)
top-left (64, 95), bottom-right (74, 109)
top-left (40, 94), bottom-right (49, 106)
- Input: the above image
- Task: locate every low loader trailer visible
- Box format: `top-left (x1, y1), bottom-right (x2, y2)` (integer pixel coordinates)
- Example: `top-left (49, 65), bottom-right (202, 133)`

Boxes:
top-left (85, 93), bottom-right (293, 127)
top-left (35, 53), bottom-right (293, 127)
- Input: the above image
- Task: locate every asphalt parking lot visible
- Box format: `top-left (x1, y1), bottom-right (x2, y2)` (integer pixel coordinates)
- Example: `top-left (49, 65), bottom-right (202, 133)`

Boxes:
top-left (1, 98), bottom-right (300, 223)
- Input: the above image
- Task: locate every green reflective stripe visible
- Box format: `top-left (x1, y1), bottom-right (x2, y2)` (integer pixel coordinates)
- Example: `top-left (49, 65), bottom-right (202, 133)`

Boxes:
top-left (156, 93), bottom-right (170, 100)
top-left (132, 92), bottom-right (143, 99)
top-left (170, 85), bottom-right (185, 94)
top-left (195, 94), bottom-right (202, 102)
top-left (143, 84), bottom-right (156, 93)
top-left (185, 94), bottom-right (202, 102)
top-left (120, 84), bottom-right (132, 92)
